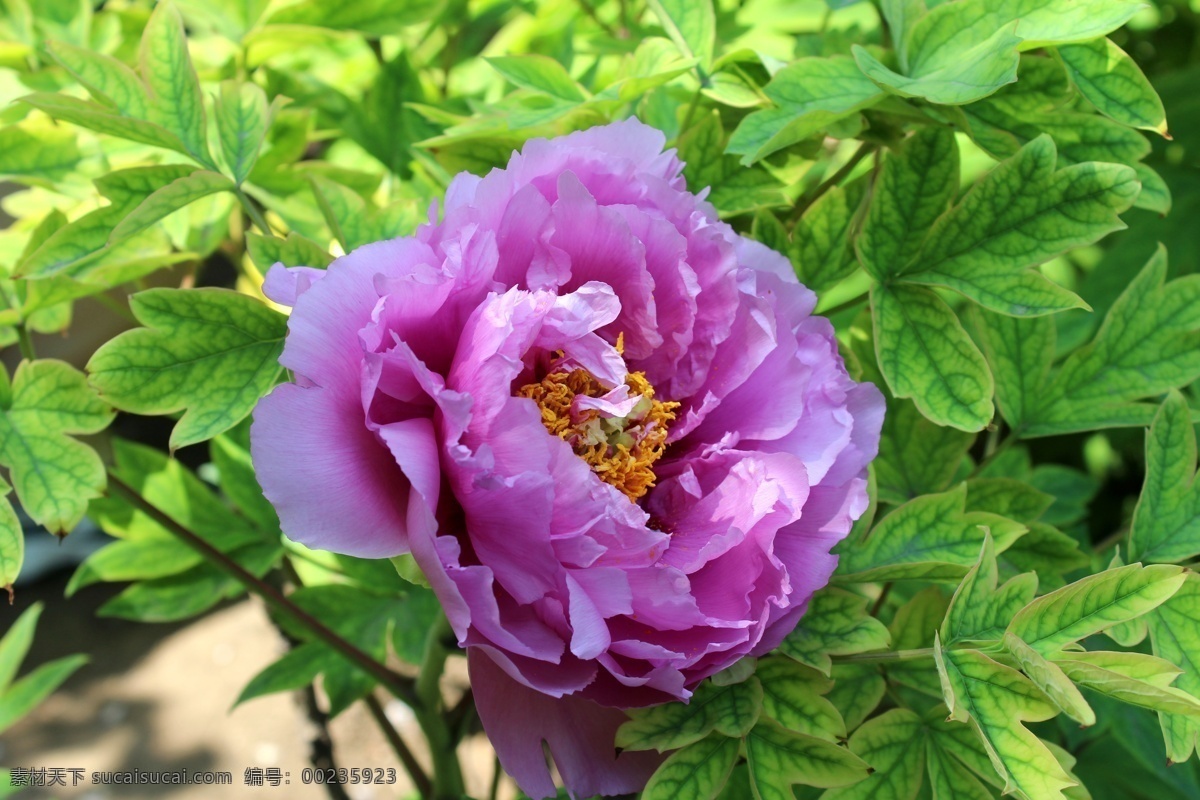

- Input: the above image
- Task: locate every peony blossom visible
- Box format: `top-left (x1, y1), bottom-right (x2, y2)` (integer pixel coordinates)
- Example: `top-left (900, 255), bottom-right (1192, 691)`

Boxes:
top-left (251, 119), bottom-right (884, 797)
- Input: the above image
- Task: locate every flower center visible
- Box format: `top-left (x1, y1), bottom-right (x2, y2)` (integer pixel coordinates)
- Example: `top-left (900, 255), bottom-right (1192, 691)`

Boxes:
top-left (517, 366), bottom-right (679, 502)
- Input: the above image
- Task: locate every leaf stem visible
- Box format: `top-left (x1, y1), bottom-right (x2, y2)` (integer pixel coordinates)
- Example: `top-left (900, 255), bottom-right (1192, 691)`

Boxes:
top-left (790, 142), bottom-right (877, 227)
top-left (413, 613), bottom-right (465, 799)
top-left (363, 692), bottom-right (433, 798)
top-left (235, 188), bottom-right (273, 236)
top-left (831, 647), bottom-right (935, 665)
top-left (105, 473), bottom-right (421, 708)
top-left (14, 324), bottom-right (35, 361)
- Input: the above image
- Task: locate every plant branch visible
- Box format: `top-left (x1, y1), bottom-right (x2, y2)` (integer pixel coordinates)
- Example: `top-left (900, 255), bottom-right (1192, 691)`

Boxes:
top-left (790, 142), bottom-right (877, 226)
top-left (105, 473), bottom-right (421, 708)
top-left (831, 647), bottom-right (935, 665)
top-left (15, 324), bottom-right (35, 361)
top-left (364, 692), bottom-right (432, 798)
top-left (413, 613), bottom-right (465, 799)
top-left (235, 188), bottom-right (274, 237)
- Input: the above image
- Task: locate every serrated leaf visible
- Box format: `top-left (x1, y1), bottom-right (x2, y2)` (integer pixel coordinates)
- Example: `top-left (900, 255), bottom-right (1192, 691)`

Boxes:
top-left (858, 126), bottom-right (959, 281)
top-left (87, 288), bottom-right (286, 450)
top-left (1053, 651), bottom-right (1200, 717)
top-left (1147, 574), bottom-right (1200, 762)
top-left (825, 714), bottom-right (926, 800)
top-left (943, 534), bottom-right (1038, 644)
top-left (0, 653), bottom-right (88, 734)
top-left (140, 1), bottom-right (213, 167)
top-left (900, 136), bottom-right (1137, 316)
top-left (874, 399), bottom-right (975, 505)
top-left (265, 0), bottom-right (443, 34)
top-left (936, 645), bottom-right (1075, 800)
top-left (108, 170), bottom-right (234, 244)
top-left (1025, 246), bottom-right (1200, 437)
top-left (792, 178), bottom-right (866, 291)
top-left (821, 709), bottom-right (926, 800)
top-left (1129, 392), bottom-right (1200, 564)
top-left (747, 717), bottom-right (871, 798)
top-left (0, 361), bottom-right (113, 533)
top-left (215, 81), bottom-right (271, 185)
top-left (827, 664), bottom-right (886, 731)
top-left (1058, 38), bottom-right (1167, 135)
top-left (972, 307), bottom-right (1054, 433)
top-left (727, 57), bottom-right (884, 163)
top-left (646, 0), bottom-right (714, 72)
top-left (1009, 563), bottom-right (1186, 655)
top-left (1003, 632), bottom-right (1095, 725)
top-left (643, 734), bottom-right (739, 800)
top-left (756, 658), bottom-right (845, 741)
top-left (838, 484), bottom-right (1026, 582)
top-left (778, 587), bottom-right (890, 675)
top-left (871, 283), bottom-right (994, 432)
top-left (618, 679), bottom-right (760, 752)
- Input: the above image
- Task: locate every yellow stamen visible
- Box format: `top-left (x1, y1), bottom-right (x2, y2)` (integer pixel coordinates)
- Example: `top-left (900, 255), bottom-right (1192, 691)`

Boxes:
top-left (517, 367), bottom-right (678, 502)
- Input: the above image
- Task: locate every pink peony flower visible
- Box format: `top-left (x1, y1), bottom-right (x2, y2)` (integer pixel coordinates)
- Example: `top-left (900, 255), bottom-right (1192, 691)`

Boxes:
top-left (251, 119), bottom-right (884, 797)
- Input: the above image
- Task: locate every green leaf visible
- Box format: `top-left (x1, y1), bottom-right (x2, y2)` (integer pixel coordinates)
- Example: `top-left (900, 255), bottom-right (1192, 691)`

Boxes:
top-left (1058, 38), bottom-right (1167, 135)
top-left (45, 39), bottom-right (151, 117)
top-left (727, 57), bottom-right (884, 163)
top-left (1133, 162), bottom-right (1172, 215)
top-left (886, 588), bottom-right (951, 697)
top-left (265, 0), bottom-right (443, 34)
top-left (871, 283), bottom-right (994, 431)
top-left (874, 399), bottom-right (975, 505)
top-left (851, 11), bottom-right (1021, 106)
top-left (943, 533), bottom-right (1038, 644)
top-left (0, 123), bottom-right (81, 185)
top-left (0, 653), bottom-right (88, 734)
top-left (99, 563), bottom-right (240, 622)
top-left (0, 602), bottom-right (41, 694)
top-left (344, 52), bottom-right (435, 180)
top-left (999, 522), bottom-right (1089, 591)
top-left (643, 734), bottom-right (740, 800)
top-left (245, 231), bottom-right (332, 274)
top-left (925, 738), bottom-right (994, 800)
top-left (966, 478), bottom-right (1053, 523)
top-left (237, 641), bottom-right (338, 705)
top-left (487, 55), bottom-right (587, 102)
top-left (1129, 392), bottom-right (1200, 564)
top-left (617, 679), bottom-right (762, 752)
top-left (971, 308), bottom-right (1054, 433)
top-left (646, 0), bottom-right (715, 72)
top-left (1004, 0), bottom-right (1141, 46)
top-left (66, 538), bottom-right (202, 596)
top-left (936, 645), bottom-right (1075, 800)
top-left (1053, 650), bottom-right (1200, 717)
top-left (1009, 563), bottom-right (1186, 655)
top-left (87, 288), bottom-right (286, 450)
top-left (838, 484), bottom-right (1026, 582)
top-left (756, 658), bottom-right (846, 741)
top-left (211, 428), bottom-right (279, 534)
top-left (858, 126), bottom-right (959, 281)
top-left (0, 488), bottom-right (22, 596)
top-left (140, 1), bottom-right (213, 167)
top-left (681, 113), bottom-right (783, 217)
top-left (1147, 574), bottom-right (1200, 762)
top-left (18, 93), bottom-right (188, 155)
top-left (1003, 632), bottom-right (1095, 725)
top-left (1027, 247), bottom-right (1200, 437)
top-left (821, 709), bottom-right (926, 800)
top-left (215, 81), bottom-right (272, 185)
top-left (792, 178), bottom-right (866, 292)
top-left (777, 587), bottom-right (890, 675)
top-left (827, 664), bottom-right (886, 731)
top-left (309, 175), bottom-right (420, 252)
top-left (900, 136), bottom-right (1137, 316)
top-left (108, 171), bottom-right (235, 245)
top-left (0, 361), bottom-right (113, 533)
top-left (746, 717), bottom-right (871, 798)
